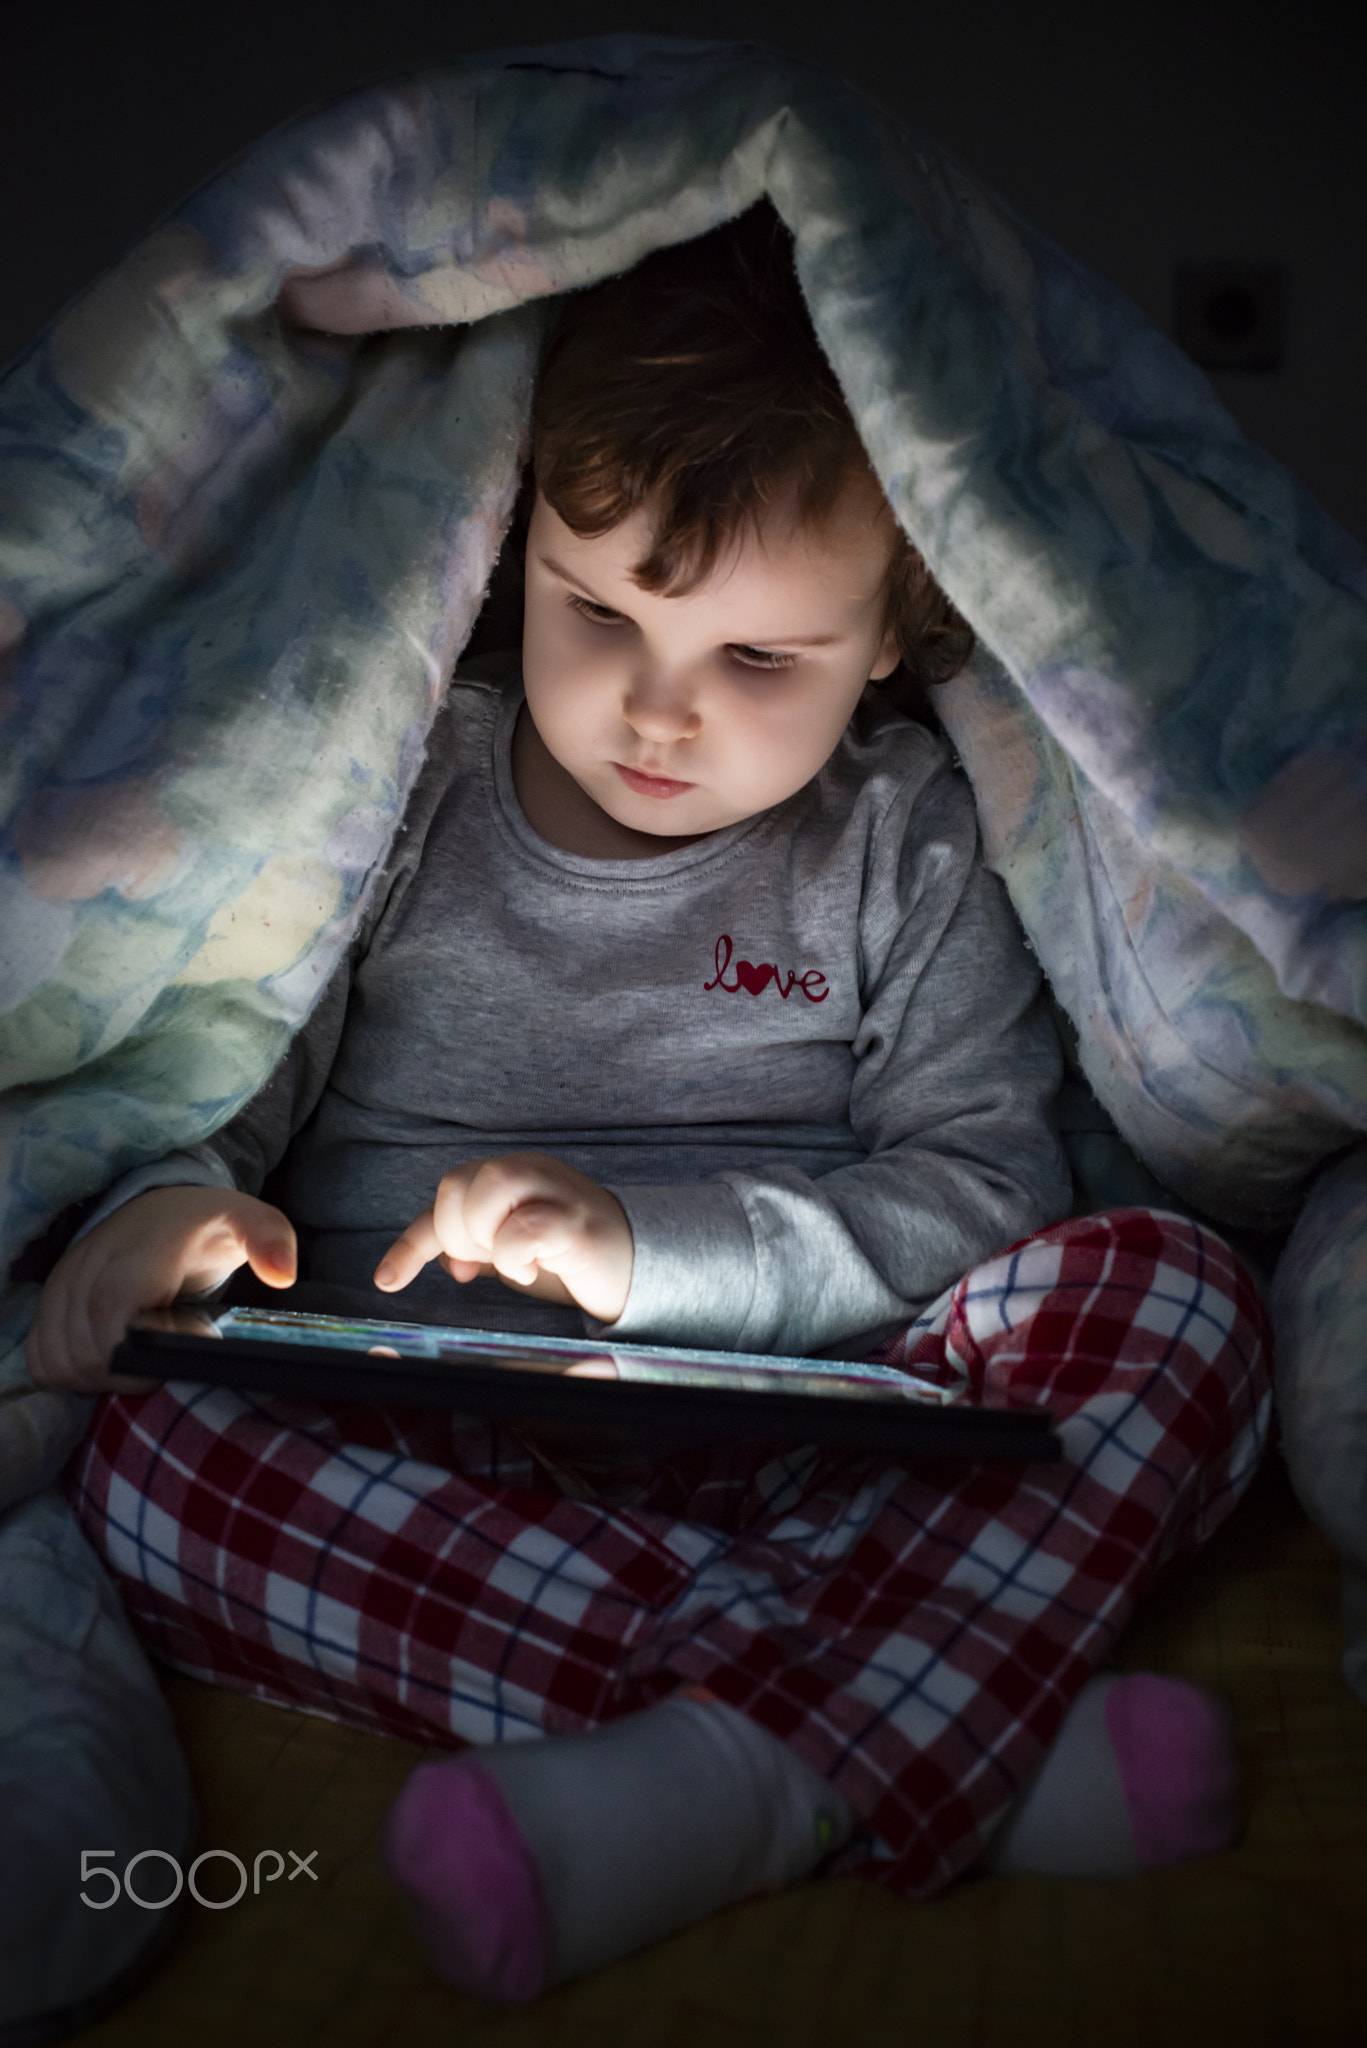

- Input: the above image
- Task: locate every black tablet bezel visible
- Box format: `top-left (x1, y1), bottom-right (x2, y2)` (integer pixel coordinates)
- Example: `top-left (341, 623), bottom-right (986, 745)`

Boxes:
top-left (114, 1311), bottom-right (1061, 1463)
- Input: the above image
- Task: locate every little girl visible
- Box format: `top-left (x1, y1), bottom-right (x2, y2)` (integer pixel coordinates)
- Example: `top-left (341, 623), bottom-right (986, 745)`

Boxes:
top-left (34, 207), bottom-right (1269, 2001)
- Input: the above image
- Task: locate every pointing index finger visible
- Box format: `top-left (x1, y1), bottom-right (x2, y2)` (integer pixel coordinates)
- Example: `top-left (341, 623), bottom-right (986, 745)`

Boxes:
top-left (374, 1209), bottom-right (442, 1290)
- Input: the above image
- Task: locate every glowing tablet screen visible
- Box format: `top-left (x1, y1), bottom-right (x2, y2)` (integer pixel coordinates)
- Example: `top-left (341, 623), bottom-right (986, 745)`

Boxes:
top-left (211, 1307), bottom-right (962, 1406)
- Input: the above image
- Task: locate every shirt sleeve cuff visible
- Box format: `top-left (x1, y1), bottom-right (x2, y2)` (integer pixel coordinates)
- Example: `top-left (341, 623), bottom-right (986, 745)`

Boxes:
top-left (585, 1181), bottom-right (758, 1349)
top-left (70, 1147), bottom-right (238, 1246)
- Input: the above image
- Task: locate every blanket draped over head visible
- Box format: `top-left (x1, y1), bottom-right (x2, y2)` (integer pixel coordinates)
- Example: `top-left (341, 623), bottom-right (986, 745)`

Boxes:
top-left (2, 38), bottom-right (1367, 1591)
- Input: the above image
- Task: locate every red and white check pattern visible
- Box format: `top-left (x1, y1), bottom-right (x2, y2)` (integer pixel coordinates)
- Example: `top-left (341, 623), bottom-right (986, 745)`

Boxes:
top-left (67, 1208), bottom-right (1271, 1899)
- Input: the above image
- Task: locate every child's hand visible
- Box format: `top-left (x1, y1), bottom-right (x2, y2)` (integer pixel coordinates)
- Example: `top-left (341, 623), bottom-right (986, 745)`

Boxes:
top-left (375, 1154), bottom-right (634, 1325)
top-left (25, 1185), bottom-right (297, 1393)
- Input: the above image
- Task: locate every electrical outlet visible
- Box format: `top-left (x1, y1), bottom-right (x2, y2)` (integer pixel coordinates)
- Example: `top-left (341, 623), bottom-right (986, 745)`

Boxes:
top-left (1174, 263), bottom-right (1286, 372)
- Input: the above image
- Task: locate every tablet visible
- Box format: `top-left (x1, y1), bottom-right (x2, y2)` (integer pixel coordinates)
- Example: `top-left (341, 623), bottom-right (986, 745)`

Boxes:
top-left (115, 1305), bottom-right (1061, 1462)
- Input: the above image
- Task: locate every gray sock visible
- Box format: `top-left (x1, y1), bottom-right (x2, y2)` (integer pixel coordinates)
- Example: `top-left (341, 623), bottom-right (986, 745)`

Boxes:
top-left (478, 1694), bottom-right (855, 1984)
top-left (984, 1674), bottom-right (1140, 1878)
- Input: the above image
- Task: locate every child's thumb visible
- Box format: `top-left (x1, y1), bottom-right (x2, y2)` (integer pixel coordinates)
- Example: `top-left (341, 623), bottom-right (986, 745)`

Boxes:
top-left (245, 1216), bottom-right (298, 1288)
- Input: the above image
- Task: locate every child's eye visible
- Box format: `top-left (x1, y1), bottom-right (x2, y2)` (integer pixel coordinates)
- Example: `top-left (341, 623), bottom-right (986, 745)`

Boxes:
top-left (728, 645), bottom-right (797, 671)
top-left (567, 594), bottom-right (625, 627)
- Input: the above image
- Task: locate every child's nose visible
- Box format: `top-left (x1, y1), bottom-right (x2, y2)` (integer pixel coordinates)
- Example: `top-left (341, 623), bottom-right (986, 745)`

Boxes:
top-left (622, 669), bottom-right (702, 742)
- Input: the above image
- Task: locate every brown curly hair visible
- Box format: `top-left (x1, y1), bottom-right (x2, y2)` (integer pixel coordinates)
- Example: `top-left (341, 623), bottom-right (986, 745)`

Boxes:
top-left (530, 201), bottom-right (974, 716)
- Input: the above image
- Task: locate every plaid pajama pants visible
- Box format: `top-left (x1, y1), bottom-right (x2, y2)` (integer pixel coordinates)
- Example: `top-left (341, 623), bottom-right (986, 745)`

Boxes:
top-left (67, 1207), bottom-right (1271, 1900)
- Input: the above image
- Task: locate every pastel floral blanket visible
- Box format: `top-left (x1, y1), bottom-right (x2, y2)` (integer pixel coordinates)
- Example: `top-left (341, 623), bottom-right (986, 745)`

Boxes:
top-left (2, 37), bottom-right (1366, 1575)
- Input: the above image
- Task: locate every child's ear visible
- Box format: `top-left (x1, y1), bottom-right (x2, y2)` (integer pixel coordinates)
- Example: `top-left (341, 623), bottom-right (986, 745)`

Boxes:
top-left (868, 628), bottom-right (901, 683)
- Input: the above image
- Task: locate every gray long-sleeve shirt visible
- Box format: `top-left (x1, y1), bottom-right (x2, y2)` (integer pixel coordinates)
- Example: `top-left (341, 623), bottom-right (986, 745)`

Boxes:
top-left (104, 669), bottom-right (1070, 1354)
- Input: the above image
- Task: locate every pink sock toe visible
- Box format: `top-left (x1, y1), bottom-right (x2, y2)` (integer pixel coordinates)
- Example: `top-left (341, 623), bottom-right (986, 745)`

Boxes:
top-left (382, 1758), bottom-right (552, 2001)
top-left (1104, 1675), bottom-right (1241, 1869)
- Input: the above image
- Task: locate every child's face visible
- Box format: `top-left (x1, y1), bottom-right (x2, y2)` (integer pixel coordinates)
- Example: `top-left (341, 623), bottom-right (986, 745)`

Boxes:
top-left (521, 480), bottom-right (901, 840)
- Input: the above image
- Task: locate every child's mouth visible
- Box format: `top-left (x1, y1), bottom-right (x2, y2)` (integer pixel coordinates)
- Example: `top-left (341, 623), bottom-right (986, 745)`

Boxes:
top-left (613, 763), bottom-right (695, 799)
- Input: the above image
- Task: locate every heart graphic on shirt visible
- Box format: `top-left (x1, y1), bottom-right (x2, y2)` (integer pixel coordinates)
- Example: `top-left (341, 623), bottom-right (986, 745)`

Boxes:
top-left (703, 934), bottom-right (829, 1003)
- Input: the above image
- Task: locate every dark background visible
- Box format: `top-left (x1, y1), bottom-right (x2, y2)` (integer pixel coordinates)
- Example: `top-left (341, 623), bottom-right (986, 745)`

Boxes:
top-left (3, 0), bottom-right (1363, 539)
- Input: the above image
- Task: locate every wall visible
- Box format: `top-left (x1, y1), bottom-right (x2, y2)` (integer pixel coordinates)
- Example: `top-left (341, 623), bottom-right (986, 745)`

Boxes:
top-left (3, 0), bottom-right (1363, 536)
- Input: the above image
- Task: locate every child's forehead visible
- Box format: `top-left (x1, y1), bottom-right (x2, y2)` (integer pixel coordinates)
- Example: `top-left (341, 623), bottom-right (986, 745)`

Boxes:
top-left (531, 485), bottom-right (895, 612)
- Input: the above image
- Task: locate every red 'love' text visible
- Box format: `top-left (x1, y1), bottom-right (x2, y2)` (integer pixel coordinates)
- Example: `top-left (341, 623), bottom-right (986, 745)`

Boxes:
top-left (703, 934), bottom-right (829, 1002)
